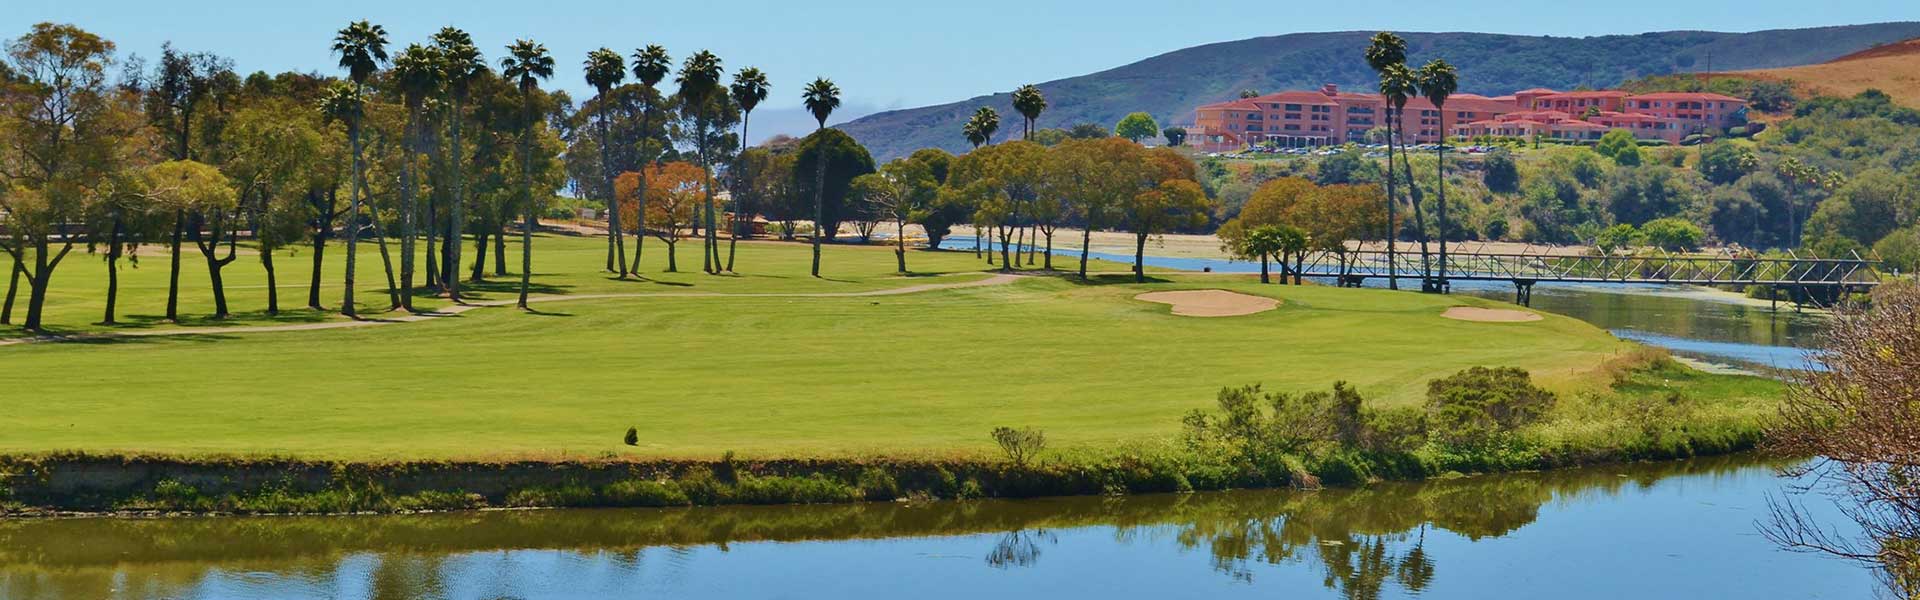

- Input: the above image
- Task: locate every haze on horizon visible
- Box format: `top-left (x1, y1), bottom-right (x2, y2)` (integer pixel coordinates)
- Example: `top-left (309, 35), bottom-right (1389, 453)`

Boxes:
top-left (9, 0), bottom-right (1917, 141)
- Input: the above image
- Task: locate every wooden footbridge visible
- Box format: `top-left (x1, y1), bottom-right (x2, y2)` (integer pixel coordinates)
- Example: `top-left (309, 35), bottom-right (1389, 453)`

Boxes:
top-left (1283, 243), bottom-right (1883, 306)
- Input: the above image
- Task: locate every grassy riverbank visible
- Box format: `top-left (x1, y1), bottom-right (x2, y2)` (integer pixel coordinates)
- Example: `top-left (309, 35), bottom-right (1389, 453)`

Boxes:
top-left (1, 235), bottom-right (1786, 514)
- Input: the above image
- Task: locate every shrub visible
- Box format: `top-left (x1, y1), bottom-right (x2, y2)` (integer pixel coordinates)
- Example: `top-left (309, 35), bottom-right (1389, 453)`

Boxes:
top-left (603, 479), bottom-right (691, 507)
top-left (1425, 367), bottom-right (1557, 448)
top-left (1360, 406), bottom-right (1429, 453)
top-left (1639, 218), bottom-right (1704, 251)
top-left (856, 467), bottom-right (900, 501)
top-left (732, 474), bottom-right (860, 505)
top-left (623, 427), bottom-right (639, 446)
top-left (991, 427), bottom-right (1047, 467)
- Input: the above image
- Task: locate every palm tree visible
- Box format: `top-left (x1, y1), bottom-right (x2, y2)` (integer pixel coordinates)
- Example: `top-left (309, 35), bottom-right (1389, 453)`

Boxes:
top-left (1418, 59), bottom-right (1458, 290)
top-left (1380, 62), bottom-right (1430, 290)
top-left (1011, 84), bottom-right (1046, 140)
top-left (331, 20), bottom-right (389, 317)
top-left (675, 50), bottom-right (725, 275)
top-left (432, 27), bottom-right (483, 301)
top-left (1364, 31), bottom-right (1406, 290)
top-left (392, 44), bottom-right (443, 312)
top-left (628, 45), bottom-right (671, 272)
top-left (727, 67), bottom-right (770, 272)
top-left (963, 107), bottom-right (999, 262)
top-left (500, 39), bottom-right (553, 310)
top-left (584, 47), bottom-right (628, 277)
top-left (802, 77), bottom-right (841, 278)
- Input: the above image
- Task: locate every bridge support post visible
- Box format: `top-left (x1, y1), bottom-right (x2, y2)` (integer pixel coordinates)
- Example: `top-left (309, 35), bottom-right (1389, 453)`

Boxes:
top-left (1513, 279), bottom-right (1535, 307)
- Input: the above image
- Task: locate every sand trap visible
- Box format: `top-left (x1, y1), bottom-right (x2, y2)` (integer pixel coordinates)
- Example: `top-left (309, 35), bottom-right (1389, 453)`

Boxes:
top-left (1442, 306), bottom-right (1543, 323)
top-left (1136, 289), bottom-right (1280, 317)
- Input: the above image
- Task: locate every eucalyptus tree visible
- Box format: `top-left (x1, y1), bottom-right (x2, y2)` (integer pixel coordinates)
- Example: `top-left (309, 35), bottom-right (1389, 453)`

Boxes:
top-left (139, 44), bottom-right (234, 322)
top-left (674, 50), bottom-right (725, 274)
top-left (393, 43), bottom-right (444, 311)
top-left (1364, 31), bottom-right (1405, 290)
top-left (850, 158), bottom-right (935, 272)
top-left (1011, 84), bottom-right (1046, 140)
top-left (88, 170), bottom-right (159, 325)
top-left (500, 39), bottom-right (554, 310)
top-left (223, 102), bottom-right (323, 315)
top-left (150, 160), bottom-right (240, 318)
top-left (584, 47), bottom-right (628, 276)
top-left (628, 44), bottom-right (671, 272)
top-left (432, 27), bottom-right (484, 300)
top-left (802, 77), bottom-right (841, 278)
top-left (1417, 59), bottom-right (1458, 287)
top-left (330, 20), bottom-right (389, 317)
top-left (726, 66), bottom-right (769, 272)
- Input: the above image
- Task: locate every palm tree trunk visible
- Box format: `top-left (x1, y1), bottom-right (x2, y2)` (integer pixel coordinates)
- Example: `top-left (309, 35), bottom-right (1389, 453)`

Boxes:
top-left (1382, 106), bottom-right (1398, 291)
top-left (1436, 137), bottom-right (1448, 289)
top-left (445, 94), bottom-right (466, 301)
top-left (1397, 117), bottom-right (1432, 292)
top-left (518, 92), bottom-right (535, 310)
top-left (309, 194), bottom-right (330, 310)
top-left (699, 124), bottom-right (720, 275)
top-left (400, 105), bottom-right (419, 312)
top-left (345, 118), bottom-right (365, 318)
top-left (631, 104), bottom-right (653, 274)
top-left (810, 126), bottom-right (826, 278)
top-left (727, 111), bottom-right (750, 273)
top-left (369, 211), bottom-right (400, 310)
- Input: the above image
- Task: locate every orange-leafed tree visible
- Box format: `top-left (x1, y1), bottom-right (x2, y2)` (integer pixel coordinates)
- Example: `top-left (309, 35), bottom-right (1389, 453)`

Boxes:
top-left (618, 161), bottom-right (706, 271)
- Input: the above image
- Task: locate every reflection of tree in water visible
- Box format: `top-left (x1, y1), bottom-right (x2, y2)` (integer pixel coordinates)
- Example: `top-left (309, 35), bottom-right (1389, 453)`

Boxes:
top-left (986, 528), bottom-right (1057, 569)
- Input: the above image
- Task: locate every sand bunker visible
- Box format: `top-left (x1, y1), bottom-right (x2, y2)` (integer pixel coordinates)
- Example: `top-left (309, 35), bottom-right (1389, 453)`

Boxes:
top-left (1442, 306), bottom-right (1543, 323)
top-left (1136, 290), bottom-right (1280, 317)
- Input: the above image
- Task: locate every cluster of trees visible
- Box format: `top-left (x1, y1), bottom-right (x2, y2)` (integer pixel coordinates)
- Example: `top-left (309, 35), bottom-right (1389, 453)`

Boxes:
top-left (1203, 86), bottom-right (1920, 271)
top-left (1217, 177), bottom-right (1383, 284)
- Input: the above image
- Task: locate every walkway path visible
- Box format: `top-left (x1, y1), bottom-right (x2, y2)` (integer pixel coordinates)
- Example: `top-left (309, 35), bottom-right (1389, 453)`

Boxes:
top-left (0, 273), bottom-right (1022, 347)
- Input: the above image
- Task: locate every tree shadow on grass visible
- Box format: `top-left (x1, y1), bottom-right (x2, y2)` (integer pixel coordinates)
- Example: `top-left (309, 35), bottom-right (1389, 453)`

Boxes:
top-left (1056, 272), bottom-right (1178, 286)
top-left (455, 279), bottom-right (574, 297)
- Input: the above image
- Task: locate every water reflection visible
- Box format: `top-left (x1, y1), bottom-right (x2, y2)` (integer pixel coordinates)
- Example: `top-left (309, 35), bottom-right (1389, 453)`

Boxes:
top-left (0, 454), bottom-right (1873, 600)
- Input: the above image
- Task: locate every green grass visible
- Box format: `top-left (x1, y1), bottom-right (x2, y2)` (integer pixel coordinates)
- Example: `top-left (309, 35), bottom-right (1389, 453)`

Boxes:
top-left (0, 234), bottom-right (1776, 461)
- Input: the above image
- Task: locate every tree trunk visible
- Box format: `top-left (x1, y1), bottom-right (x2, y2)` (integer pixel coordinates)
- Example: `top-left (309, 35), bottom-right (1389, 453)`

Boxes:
top-left (1041, 228), bottom-right (1054, 270)
top-left (518, 91), bottom-right (535, 310)
top-left (263, 247), bottom-right (279, 316)
top-left (664, 239), bottom-right (678, 272)
top-left (399, 104), bottom-right (418, 312)
top-left (369, 212), bottom-right (400, 310)
top-left (1293, 254), bottom-right (1305, 285)
top-left (425, 194), bottom-right (439, 293)
top-left (22, 241), bottom-right (54, 332)
top-left (493, 228), bottom-right (507, 276)
top-left (345, 116), bottom-right (365, 318)
top-left (1078, 226), bottom-right (1093, 280)
top-left (1134, 232), bottom-right (1148, 283)
top-left (1, 259), bottom-right (19, 325)
top-left (470, 229), bottom-right (488, 283)
top-left (1397, 117), bottom-right (1432, 292)
top-left (1436, 141), bottom-right (1448, 290)
top-left (166, 210), bottom-right (185, 321)
top-left (999, 225), bottom-right (1013, 271)
top-left (810, 127), bottom-right (826, 278)
top-left (895, 217), bottom-right (907, 273)
top-left (103, 217), bottom-right (122, 324)
top-left (631, 104), bottom-right (652, 275)
top-left (727, 112), bottom-right (750, 274)
top-left (1260, 253), bottom-right (1270, 284)
top-left (700, 125), bottom-right (720, 275)
top-left (1383, 106), bottom-right (1398, 291)
top-left (445, 94), bottom-right (466, 301)
top-left (309, 212), bottom-right (327, 311)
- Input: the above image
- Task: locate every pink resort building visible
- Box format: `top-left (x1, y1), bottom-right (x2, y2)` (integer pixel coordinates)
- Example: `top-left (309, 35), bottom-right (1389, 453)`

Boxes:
top-left (1189, 84), bottom-right (1746, 152)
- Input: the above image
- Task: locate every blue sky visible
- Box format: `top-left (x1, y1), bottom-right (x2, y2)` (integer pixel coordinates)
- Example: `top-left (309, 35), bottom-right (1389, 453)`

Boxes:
top-left (10, 0), bottom-right (1918, 140)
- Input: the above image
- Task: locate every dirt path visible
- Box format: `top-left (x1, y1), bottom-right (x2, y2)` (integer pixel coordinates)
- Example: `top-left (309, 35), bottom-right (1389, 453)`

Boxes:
top-left (0, 273), bottom-right (1022, 347)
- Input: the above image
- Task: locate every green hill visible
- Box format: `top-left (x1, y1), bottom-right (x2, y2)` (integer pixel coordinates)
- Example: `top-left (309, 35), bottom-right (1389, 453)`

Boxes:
top-left (840, 23), bottom-right (1920, 160)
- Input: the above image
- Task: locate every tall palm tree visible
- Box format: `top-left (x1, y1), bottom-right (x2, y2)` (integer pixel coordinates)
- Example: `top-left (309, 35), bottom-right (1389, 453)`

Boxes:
top-left (727, 67), bottom-right (770, 272)
top-left (1364, 31), bottom-right (1406, 290)
top-left (331, 20), bottom-right (389, 317)
top-left (584, 47), bottom-right (628, 276)
top-left (628, 45), bottom-right (671, 273)
top-left (432, 27), bottom-right (483, 301)
top-left (1418, 59), bottom-right (1458, 290)
top-left (500, 39), bottom-right (553, 310)
top-left (676, 50), bottom-right (725, 274)
top-left (964, 107), bottom-right (999, 262)
top-left (393, 44), bottom-right (444, 312)
top-left (1380, 62), bottom-right (1431, 290)
top-left (1011, 84), bottom-right (1046, 140)
top-left (802, 77), bottom-right (841, 278)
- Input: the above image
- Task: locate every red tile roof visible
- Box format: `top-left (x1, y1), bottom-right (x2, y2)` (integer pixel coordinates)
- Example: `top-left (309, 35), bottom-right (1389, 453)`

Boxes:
top-left (1628, 92), bottom-right (1745, 102)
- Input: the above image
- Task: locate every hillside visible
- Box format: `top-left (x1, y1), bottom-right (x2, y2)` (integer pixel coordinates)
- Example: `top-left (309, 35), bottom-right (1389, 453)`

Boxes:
top-left (1735, 37), bottom-right (1920, 107)
top-left (840, 23), bottom-right (1920, 160)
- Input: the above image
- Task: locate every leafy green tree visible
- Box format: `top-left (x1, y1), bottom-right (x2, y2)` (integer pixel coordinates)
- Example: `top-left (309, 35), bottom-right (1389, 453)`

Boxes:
top-left (584, 47), bottom-right (628, 275)
top-left (1698, 141), bottom-right (1757, 185)
top-left (626, 44), bottom-right (671, 272)
top-left (432, 27), bottom-right (484, 300)
top-left (726, 66), bottom-right (769, 271)
top-left (1872, 227), bottom-right (1920, 274)
top-left (802, 77), bottom-right (842, 277)
top-left (0, 24), bottom-right (129, 331)
top-left (500, 38), bottom-right (554, 309)
top-left (1425, 366), bottom-right (1555, 449)
top-left (1482, 149), bottom-right (1519, 194)
top-left (1638, 217), bottom-right (1704, 251)
top-left (86, 169), bottom-right (161, 325)
top-left (903, 148), bottom-right (966, 249)
top-left (148, 160), bottom-right (240, 318)
top-left (1123, 178), bottom-right (1211, 282)
top-left (1594, 223), bottom-right (1639, 253)
top-left (1011, 84), bottom-right (1046, 140)
top-left (950, 141), bottom-right (1045, 269)
top-left (1161, 126), bottom-right (1187, 147)
top-left (1594, 129), bottom-right (1642, 166)
top-left (330, 20), bottom-right (389, 317)
top-left (850, 158), bottom-right (936, 272)
top-left (140, 44), bottom-right (235, 321)
top-left (1802, 169), bottom-right (1911, 250)
top-left (1114, 111), bottom-right (1159, 143)
top-left (223, 102), bottom-right (324, 315)
top-left (1067, 122), bottom-right (1108, 139)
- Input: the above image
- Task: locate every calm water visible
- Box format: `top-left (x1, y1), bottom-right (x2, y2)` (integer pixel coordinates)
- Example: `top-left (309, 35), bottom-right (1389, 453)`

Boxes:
top-left (0, 456), bottom-right (1872, 599)
top-left (938, 237), bottom-right (1829, 371)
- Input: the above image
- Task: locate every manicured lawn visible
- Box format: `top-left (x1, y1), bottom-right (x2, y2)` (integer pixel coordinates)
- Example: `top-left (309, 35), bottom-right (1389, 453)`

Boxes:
top-left (0, 234), bottom-right (1760, 461)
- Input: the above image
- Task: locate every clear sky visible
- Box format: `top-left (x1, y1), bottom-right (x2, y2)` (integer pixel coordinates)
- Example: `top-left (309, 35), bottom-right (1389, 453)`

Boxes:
top-left (10, 0), bottom-right (1918, 140)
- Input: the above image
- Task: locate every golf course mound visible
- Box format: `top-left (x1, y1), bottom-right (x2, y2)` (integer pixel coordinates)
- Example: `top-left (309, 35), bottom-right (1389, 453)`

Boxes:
top-left (1136, 289), bottom-right (1280, 317)
top-left (1442, 306), bottom-right (1543, 323)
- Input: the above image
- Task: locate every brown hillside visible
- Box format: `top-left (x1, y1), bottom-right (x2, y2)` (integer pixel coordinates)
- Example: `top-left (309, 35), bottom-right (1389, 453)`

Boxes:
top-left (1736, 38), bottom-right (1920, 106)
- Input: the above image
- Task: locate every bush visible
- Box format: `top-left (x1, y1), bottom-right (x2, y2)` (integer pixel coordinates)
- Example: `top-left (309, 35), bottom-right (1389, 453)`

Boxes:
top-left (603, 479), bottom-right (691, 507)
top-left (1639, 218), bottom-right (1704, 251)
top-left (623, 427), bottom-right (638, 446)
top-left (1425, 367), bottom-right (1556, 449)
top-left (856, 467), bottom-right (900, 501)
top-left (991, 427), bottom-right (1047, 466)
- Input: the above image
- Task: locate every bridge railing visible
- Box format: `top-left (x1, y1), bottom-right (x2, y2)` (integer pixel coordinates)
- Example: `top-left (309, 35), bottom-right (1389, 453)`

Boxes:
top-left (1288, 246), bottom-right (1880, 286)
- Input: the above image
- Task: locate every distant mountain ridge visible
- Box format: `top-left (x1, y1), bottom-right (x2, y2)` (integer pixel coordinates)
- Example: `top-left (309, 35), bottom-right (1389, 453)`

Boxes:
top-left (839, 23), bottom-right (1920, 160)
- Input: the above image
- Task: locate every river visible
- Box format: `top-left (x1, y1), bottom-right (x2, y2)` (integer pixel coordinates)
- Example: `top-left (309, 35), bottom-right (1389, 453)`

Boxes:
top-left (0, 456), bottom-right (1872, 599)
